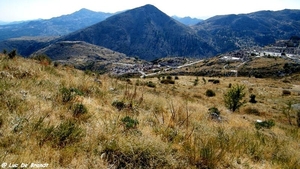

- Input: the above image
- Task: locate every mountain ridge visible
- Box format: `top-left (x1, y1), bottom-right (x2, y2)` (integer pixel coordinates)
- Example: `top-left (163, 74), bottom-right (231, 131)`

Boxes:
top-left (60, 4), bottom-right (215, 61)
top-left (0, 8), bottom-right (114, 41)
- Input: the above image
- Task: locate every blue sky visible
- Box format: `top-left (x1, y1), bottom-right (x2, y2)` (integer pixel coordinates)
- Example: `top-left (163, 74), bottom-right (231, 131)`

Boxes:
top-left (0, 0), bottom-right (300, 22)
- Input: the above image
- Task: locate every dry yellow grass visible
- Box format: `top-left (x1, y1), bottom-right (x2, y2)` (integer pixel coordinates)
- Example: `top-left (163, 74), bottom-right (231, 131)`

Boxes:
top-left (0, 54), bottom-right (299, 168)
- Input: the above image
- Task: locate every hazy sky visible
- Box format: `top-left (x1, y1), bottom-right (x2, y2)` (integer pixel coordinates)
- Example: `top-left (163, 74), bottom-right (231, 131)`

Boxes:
top-left (0, 0), bottom-right (300, 22)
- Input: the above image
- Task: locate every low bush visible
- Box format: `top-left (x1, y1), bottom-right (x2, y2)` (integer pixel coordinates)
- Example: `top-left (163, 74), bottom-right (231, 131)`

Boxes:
top-left (205, 89), bottom-right (216, 97)
top-left (244, 107), bottom-right (260, 116)
top-left (249, 94), bottom-right (257, 103)
top-left (255, 120), bottom-right (275, 130)
top-left (60, 87), bottom-right (84, 103)
top-left (8, 49), bottom-right (16, 59)
top-left (208, 79), bottom-right (220, 84)
top-left (146, 81), bottom-right (156, 88)
top-left (161, 79), bottom-right (175, 84)
top-left (112, 100), bottom-right (126, 111)
top-left (31, 54), bottom-right (52, 65)
top-left (121, 116), bottom-right (139, 130)
top-left (282, 90), bottom-right (291, 96)
top-left (72, 103), bottom-right (88, 117)
top-left (40, 120), bottom-right (84, 148)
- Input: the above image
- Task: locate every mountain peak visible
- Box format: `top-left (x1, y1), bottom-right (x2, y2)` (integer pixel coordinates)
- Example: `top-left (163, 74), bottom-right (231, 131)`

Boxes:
top-left (62, 4), bottom-right (214, 60)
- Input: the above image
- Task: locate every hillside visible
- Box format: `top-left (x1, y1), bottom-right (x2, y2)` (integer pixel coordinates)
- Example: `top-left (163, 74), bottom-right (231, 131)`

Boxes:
top-left (0, 8), bottom-right (113, 41)
top-left (0, 54), bottom-right (300, 168)
top-left (61, 4), bottom-right (215, 61)
top-left (194, 9), bottom-right (300, 53)
top-left (30, 40), bottom-right (145, 72)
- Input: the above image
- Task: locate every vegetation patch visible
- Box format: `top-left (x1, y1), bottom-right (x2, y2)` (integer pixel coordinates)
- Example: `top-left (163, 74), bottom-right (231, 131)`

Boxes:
top-left (255, 120), bottom-right (275, 130)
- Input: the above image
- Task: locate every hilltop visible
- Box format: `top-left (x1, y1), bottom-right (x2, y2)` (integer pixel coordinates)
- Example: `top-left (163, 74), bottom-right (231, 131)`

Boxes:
top-left (0, 53), bottom-right (300, 168)
top-left (61, 4), bottom-right (215, 61)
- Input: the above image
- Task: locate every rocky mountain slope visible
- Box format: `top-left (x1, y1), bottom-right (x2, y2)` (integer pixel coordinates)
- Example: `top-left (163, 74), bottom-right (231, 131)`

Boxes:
top-left (194, 9), bottom-right (300, 53)
top-left (61, 4), bottom-right (215, 61)
top-left (0, 8), bottom-right (113, 41)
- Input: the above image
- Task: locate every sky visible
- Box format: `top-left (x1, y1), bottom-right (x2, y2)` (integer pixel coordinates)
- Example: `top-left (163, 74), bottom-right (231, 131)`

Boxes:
top-left (0, 0), bottom-right (300, 22)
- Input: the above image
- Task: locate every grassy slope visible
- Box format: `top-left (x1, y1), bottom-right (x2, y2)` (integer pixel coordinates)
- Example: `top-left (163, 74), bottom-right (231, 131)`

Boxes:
top-left (0, 54), bottom-right (299, 168)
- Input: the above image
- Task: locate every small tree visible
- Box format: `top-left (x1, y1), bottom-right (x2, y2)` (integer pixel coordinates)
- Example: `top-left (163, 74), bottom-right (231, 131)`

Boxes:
top-left (8, 49), bottom-right (17, 59)
top-left (224, 84), bottom-right (245, 112)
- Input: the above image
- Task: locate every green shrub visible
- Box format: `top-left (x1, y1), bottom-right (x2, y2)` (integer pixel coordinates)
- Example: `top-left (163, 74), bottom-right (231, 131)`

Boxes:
top-left (249, 94), bottom-right (257, 103)
top-left (121, 116), bottom-right (139, 130)
top-left (244, 107), bottom-right (260, 116)
top-left (255, 120), bottom-right (275, 130)
top-left (60, 87), bottom-right (84, 103)
top-left (40, 120), bottom-right (84, 148)
top-left (146, 81), bottom-right (156, 88)
top-left (208, 79), bottom-right (220, 84)
top-left (31, 54), bottom-right (52, 65)
top-left (160, 79), bottom-right (175, 84)
top-left (194, 77), bottom-right (199, 86)
top-left (174, 76), bottom-right (179, 80)
top-left (72, 103), bottom-right (88, 117)
top-left (224, 84), bottom-right (245, 112)
top-left (282, 90), bottom-right (291, 96)
top-left (205, 89), bottom-right (216, 97)
top-left (60, 87), bottom-right (73, 103)
top-left (208, 107), bottom-right (220, 116)
top-left (8, 49), bottom-right (16, 59)
top-left (112, 100), bottom-right (126, 111)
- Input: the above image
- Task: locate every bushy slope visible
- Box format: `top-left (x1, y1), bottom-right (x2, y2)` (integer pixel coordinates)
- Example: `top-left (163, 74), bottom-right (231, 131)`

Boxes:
top-left (0, 54), bottom-right (299, 168)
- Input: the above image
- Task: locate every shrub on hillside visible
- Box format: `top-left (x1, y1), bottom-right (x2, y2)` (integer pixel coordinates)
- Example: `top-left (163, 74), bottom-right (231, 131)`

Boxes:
top-left (121, 116), bottom-right (139, 130)
top-left (244, 107), bottom-right (260, 116)
top-left (282, 90), bottom-right (291, 96)
top-left (31, 54), bottom-right (52, 65)
top-left (224, 84), bottom-right (245, 112)
top-left (72, 103), bottom-right (88, 117)
top-left (208, 79), bottom-right (220, 84)
top-left (249, 94), bottom-right (257, 103)
top-left (206, 89), bottom-right (216, 97)
top-left (40, 120), bottom-right (84, 148)
top-left (112, 100), bottom-right (126, 111)
top-left (161, 79), bottom-right (175, 84)
top-left (255, 120), bottom-right (275, 130)
top-left (146, 81), bottom-right (156, 88)
top-left (60, 87), bottom-right (84, 103)
top-left (8, 49), bottom-right (16, 59)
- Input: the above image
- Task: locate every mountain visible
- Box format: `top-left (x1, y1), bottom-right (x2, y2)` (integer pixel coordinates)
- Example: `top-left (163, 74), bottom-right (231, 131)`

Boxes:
top-left (0, 36), bottom-right (57, 56)
top-left (61, 4), bottom-right (215, 61)
top-left (194, 9), bottom-right (300, 53)
top-left (172, 16), bottom-right (203, 25)
top-left (0, 8), bottom-right (114, 41)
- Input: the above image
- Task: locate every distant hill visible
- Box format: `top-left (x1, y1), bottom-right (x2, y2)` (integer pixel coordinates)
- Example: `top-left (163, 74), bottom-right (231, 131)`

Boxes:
top-left (0, 8), bottom-right (114, 41)
top-left (0, 36), bottom-right (57, 56)
top-left (30, 41), bottom-right (137, 71)
top-left (61, 4), bottom-right (215, 61)
top-left (172, 16), bottom-right (203, 25)
top-left (194, 9), bottom-right (300, 53)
